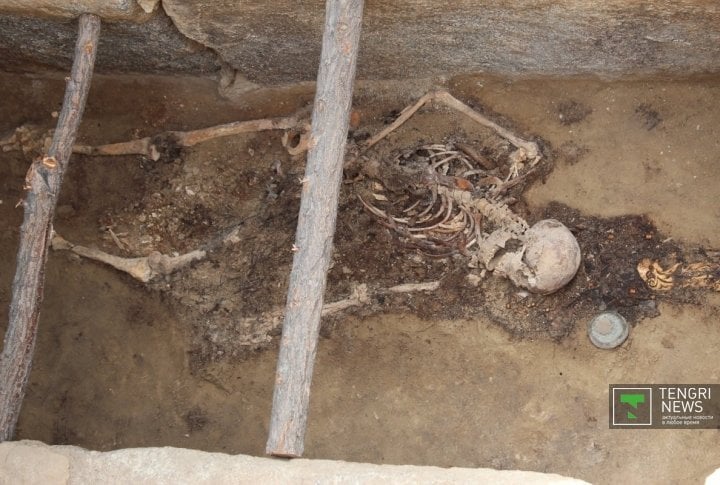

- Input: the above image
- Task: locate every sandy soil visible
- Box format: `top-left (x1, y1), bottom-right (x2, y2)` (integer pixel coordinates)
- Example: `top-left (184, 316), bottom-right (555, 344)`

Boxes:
top-left (0, 72), bottom-right (719, 484)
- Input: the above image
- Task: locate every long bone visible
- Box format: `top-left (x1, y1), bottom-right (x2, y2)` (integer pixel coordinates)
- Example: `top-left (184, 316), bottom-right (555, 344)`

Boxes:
top-left (359, 90), bottom-right (541, 170)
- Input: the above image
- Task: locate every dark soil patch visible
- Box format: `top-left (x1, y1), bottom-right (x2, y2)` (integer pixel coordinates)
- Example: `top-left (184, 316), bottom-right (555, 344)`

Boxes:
top-left (555, 100), bottom-right (592, 125)
top-left (33, 99), bottom-right (705, 369)
top-left (635, 103), bottom-right (663, 130)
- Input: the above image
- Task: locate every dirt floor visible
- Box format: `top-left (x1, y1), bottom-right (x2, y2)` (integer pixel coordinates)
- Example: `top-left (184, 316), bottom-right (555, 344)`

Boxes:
top-left (1, 71), bottom-right (719, 484)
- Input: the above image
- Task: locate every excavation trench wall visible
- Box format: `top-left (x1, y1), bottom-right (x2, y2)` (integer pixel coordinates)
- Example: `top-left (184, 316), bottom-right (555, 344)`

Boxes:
top-left (0, 1), bottom-right (718, 84)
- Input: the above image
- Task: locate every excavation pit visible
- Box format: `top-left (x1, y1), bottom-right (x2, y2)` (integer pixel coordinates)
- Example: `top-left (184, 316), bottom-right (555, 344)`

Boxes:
top-left (1, 72), bottom-right (719, 483)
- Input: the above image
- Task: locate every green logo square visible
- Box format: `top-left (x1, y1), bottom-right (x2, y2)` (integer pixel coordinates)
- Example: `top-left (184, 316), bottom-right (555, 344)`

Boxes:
top-left (612, 387), bottom-right (652, 426)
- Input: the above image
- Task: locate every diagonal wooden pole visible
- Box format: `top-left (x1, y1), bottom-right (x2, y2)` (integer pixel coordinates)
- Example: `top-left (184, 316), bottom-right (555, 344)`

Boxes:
top-left (266, 0), bottom-right (364, 457)
top-left (0, 13), bottom-right (101, 441)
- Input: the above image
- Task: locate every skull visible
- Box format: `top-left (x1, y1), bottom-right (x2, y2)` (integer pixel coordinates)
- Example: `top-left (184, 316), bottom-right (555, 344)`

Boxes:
top-left (490, 219), bottom-right (581, 294)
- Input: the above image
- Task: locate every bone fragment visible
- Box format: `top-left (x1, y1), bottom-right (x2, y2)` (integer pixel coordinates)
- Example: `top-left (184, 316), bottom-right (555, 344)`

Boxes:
top-left (387, 281), bottom-right (441, 293)
top-left (51, 234), bottom-right (205, 283)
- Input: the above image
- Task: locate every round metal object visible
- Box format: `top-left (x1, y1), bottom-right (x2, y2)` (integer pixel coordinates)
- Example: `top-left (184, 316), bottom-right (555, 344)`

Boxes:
top-left (588, 312), bottom-right (629, 349)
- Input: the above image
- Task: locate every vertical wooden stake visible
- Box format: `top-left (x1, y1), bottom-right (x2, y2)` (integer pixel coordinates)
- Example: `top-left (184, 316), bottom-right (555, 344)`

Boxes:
top-left (266, 0), bottom-right (364, 457)
top-left (0, 13), bottom-right (101, 441)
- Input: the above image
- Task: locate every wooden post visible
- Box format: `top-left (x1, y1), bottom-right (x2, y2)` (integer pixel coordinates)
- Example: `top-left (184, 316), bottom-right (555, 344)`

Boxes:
top-left (0, 14), bottom-right (101, 441)
top-left (266, 0), bottom-right (364, 457)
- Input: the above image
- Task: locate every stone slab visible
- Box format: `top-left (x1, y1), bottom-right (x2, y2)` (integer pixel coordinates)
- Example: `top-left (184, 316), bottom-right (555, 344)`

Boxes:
top-left (163, 0), bottom-right (720, 83)
top-left (0, 0), bottom-right (156, 22)
top-left (0, 440), bottom-right (590, 485)
top-left (0, 1), bottom-right (719, 81)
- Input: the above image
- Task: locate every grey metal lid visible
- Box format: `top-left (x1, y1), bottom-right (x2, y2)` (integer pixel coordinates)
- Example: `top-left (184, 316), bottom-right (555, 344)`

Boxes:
top-left (588, 312), bottom-right (629, 349)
